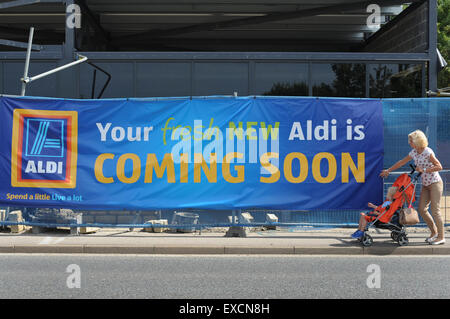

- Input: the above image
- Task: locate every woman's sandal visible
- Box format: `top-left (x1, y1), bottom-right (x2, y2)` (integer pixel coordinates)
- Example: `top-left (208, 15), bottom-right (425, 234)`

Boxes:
top-left (425, 235), bottom-right (438, 243)
top-left (431, 239), bottom-right (446, 245)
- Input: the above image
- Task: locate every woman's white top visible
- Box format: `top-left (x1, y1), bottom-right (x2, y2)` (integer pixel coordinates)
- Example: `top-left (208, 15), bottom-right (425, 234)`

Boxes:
top-left (409, 147), bottom-right (442, 186)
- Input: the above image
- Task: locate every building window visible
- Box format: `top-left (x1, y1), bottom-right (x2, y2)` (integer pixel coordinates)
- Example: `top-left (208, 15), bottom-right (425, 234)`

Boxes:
top-left (194, 63), bottom-right (249, 96)
top-left (369, 63), bottom-right (422, 98)
top-left (254, 63), bottom-right (308, 96)
top-left (312, 63), bottom-right (366, 98)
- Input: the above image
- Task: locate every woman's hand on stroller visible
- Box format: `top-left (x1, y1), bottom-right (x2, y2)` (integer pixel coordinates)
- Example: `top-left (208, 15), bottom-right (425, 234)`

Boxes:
top-left (380, 169), bottom-right (390, 178)
top-left (415, 166), bottom-right (424, 173)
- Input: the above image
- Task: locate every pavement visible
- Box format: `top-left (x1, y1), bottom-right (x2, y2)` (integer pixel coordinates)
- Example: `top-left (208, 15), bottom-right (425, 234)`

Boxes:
top-left (0, 226), bottom-right (449, 255)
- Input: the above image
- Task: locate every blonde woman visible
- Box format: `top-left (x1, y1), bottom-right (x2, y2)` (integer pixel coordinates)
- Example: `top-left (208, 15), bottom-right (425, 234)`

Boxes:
top-left (380, 130), bottom-right (444, 245)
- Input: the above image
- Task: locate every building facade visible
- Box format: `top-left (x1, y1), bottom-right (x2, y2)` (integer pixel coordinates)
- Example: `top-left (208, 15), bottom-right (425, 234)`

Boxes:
top-left (0, 0), bottom-right (440, 99)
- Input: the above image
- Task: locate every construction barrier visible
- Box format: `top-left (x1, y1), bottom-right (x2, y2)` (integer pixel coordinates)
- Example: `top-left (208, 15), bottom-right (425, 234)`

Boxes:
top-left (0, 95), bottom-right (448, 231)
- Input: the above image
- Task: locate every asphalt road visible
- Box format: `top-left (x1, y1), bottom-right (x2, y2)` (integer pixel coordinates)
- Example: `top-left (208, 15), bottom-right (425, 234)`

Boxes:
top-left (0, 254), bottom-right (449, 299)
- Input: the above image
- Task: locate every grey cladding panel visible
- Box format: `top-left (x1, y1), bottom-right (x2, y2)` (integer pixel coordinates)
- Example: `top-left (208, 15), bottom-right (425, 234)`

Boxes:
top-left (135, 62), bottom-right (191, 98)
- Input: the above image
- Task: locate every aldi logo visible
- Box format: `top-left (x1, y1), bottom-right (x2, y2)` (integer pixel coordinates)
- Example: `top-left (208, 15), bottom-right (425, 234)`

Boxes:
top-left (11, 109), bottom-right (78, 188)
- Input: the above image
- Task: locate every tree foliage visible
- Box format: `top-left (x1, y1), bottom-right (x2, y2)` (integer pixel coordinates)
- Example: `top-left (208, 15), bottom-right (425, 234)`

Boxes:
top-left (438, 0), bottom-right (450, 88)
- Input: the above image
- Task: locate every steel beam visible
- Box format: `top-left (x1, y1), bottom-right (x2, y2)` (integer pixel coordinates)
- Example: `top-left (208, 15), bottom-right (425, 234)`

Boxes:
top-left (0, 0), bottom-right (62, 10)
top-left (77, 51), bottom-right (429, 62)
top-left (113, 0), bottom-right (421, 43)
top-left (0, 38), bottom-right (43, 50)
top-left (63, 0), bottom-right (74, 59)
top-left (428, 0), bottom-right (438, 91)
top-left (0, 47), bottom-right (62, 59)
top-left (57, 0), bottom-right (78, 98)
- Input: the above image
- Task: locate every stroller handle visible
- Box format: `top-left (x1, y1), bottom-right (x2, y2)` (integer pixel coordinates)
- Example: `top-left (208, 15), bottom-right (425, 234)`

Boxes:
top-left (409, 164), bottom-right (422, 179)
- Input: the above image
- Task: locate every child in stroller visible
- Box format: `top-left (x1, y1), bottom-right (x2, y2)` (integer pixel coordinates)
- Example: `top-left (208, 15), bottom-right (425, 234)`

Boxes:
top-left (351, 186), bottom-right (398, 239)
top-left (351, 166), bottom-right (419, 247)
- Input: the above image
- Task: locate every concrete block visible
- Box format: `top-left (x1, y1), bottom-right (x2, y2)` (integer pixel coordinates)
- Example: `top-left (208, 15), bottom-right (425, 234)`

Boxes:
top-left (142, 223), bottom-right (153, 232)
top-left (265, 213), bottom-right (279, 230)
top-left (10, 224), bottom-right (26, 233)
top-left (69, 214), bottom-right (82, 236)
top-left (240, 212), bottom-right (254, 223)
top-left (7, 210), bottom-right (27, 233)
top-left (0, 210), bottom-right (6, 230)
top-left (143, 219), bottom-right (168, 233)
top-left (152, 219), bottom-right (168, 233)
top-left (79, 227), bottom-right (100, 234)
top-left (7, 210), bottom-right (22, 222)
top-left (227, 215), bottom-right (238, 224)
top-left (225, 226), bottom-right (247, 237)
top-left (171, 212), bottom-right (199, 233)
top-left (266, 213), bottom-right (278, 223)
top-left (230, 212), bottom-right (256, 232)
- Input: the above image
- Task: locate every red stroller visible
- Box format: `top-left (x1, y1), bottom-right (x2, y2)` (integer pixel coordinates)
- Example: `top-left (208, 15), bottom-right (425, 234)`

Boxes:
top-left (359, 165), bottom-right (420, 247)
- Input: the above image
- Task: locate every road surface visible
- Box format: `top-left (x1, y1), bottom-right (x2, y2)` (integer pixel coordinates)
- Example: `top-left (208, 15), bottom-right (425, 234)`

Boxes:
top-left (0, 254), bottom-right (449, 299)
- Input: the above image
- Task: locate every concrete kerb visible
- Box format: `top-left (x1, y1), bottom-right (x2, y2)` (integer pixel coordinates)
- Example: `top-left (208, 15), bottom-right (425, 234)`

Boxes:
top-left (0, 227), bottom-right (448, 255)
top-left (0, 244), bottom-right (448, 255)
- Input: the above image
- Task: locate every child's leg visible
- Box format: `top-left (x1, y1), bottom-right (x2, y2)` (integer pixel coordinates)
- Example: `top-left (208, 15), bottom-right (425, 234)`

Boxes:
top-left (351, 214), bottom-right (367, 239)
top-left (360, 217), bottom-right (368, 231)
top-left (358, 213), bottom-right (368, 231)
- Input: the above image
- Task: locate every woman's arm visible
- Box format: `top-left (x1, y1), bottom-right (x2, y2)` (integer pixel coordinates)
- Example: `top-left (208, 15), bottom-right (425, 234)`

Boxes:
top-left (380, 155), bottom-right (412, 178)
top-left (416, 153), bottom-right (443, 173)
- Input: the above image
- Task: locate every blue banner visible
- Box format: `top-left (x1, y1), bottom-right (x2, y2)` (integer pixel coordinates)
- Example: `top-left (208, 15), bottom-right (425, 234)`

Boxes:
top-left (0, 96), bottom-right (383, 210)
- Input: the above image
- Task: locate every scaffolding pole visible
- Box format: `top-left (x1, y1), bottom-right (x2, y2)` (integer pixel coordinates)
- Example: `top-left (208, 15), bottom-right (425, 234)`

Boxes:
top-left (21, 27), bottom-right (34, 96)
top-left (20, 27), bottom-right (88, 96)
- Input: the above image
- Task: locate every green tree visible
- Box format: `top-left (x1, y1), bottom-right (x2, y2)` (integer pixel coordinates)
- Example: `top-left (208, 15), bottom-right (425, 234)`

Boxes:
top-left (331, 63), bottom-right (365, 97)
top-left (438, 0), bottom-right (450, 88)
top-left (369, 65), bottom-right (394, 98)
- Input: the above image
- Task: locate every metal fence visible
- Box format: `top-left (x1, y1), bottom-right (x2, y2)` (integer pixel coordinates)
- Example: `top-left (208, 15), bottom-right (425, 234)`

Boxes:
top-left (1, 97), bottom-right (449, 232)
top-left (1, 171), bottom-right (449, 232)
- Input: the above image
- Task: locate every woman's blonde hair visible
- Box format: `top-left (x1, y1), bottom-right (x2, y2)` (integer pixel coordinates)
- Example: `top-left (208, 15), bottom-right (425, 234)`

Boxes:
top-left (408, 130), bottom-right (428, 148)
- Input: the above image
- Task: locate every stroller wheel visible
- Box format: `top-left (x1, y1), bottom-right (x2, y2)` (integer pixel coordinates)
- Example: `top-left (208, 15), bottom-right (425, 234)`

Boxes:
top-left (361, 234), bottom-right (373, 247)
top-left (397, 234), bottom-right (409, 246)
top-left (391, 232), bottom-right (399, 242)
